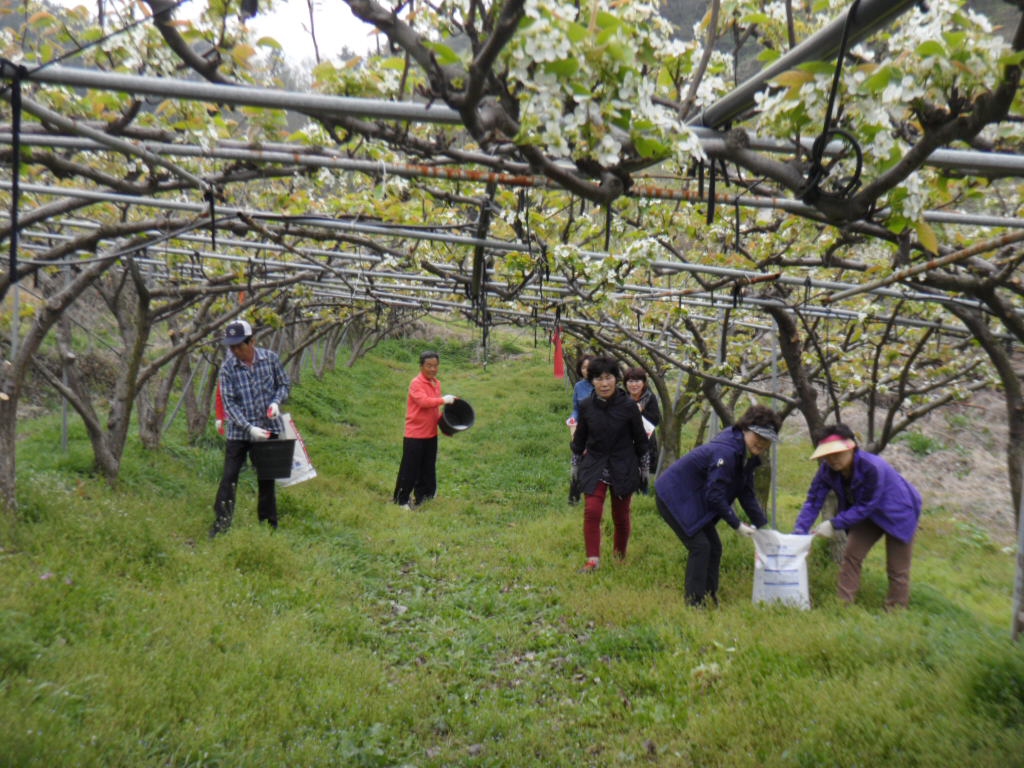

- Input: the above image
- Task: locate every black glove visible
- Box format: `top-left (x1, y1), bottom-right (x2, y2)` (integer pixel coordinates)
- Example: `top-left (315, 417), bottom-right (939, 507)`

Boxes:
top-left (639, 468), bottom-right (650, 495)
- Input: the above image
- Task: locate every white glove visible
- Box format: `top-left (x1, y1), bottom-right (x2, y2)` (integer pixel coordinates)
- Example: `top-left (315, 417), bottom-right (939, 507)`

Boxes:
top-left (813, 520), bottom-right (835, 539)
top-left (737, 523), bottom-right (756, 537)
top-left (248, 425), bottom-right (271, 441)
top-left (442, 394), bottom-right (456, 405)
top-left (215, 419), bottom-right (224, 434)
top-left (267, 402), bottom-right (280, 419)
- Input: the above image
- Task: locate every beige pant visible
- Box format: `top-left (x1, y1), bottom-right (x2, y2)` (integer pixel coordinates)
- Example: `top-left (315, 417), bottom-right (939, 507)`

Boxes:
top-left (838, 520), bottom-right (914, 609)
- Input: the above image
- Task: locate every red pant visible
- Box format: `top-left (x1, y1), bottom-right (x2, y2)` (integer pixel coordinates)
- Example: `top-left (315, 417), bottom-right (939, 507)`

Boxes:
top-left (583, 482), bottom-right (632, 559)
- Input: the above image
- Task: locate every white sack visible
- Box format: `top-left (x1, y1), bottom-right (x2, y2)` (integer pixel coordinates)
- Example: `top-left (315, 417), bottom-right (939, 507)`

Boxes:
top-left (752, 529), bottom-right (814, 610)
top-left (276, 412), bottom-right (318, 487)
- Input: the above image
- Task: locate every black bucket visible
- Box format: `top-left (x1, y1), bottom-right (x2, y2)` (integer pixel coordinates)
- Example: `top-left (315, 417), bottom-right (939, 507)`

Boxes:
top-left (250, 438), bottom-right (296, 479)
top-left (439, 399), bottom-right (475, 436)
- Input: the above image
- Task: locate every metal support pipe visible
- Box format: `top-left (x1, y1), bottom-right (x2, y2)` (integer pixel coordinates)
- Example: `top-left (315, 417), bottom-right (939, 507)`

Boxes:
top-left (9, 131), bottom-right (1024, 180)
top-left (3, 185), bottom-right (1014, 318)
top-left (23, 65), bottom-right (463, 124)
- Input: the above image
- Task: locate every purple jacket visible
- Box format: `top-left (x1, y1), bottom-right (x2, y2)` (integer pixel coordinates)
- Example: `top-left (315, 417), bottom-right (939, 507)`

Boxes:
top-left (654, 427), bottom-right (768, 537)
top-left (793, 449), bottom-right (921, 543)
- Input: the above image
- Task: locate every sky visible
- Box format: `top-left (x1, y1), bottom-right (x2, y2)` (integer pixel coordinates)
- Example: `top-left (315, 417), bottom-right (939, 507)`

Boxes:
top-left (49, 0), bottom-right (377, 63)
top-left (240, 0), bottom-right (377, 62)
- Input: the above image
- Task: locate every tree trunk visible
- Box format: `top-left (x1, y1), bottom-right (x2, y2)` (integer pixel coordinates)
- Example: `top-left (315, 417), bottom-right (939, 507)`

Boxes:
top-left (137, 351), bottom-right (186, 449)
top-left (0, 258), bottom-right (117, 514)
top-left (0, 398), bottom-right (17, 518)
top-left (949, 305), bottom-right (1024, 521)
top-left (183, 355), bottom-right (218, 441)
top-left (765, 306), bottom-right (826, 440)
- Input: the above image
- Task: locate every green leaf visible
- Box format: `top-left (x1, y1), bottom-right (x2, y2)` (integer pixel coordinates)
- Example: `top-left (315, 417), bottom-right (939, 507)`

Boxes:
top-left (916, 40), bottom-right (945, 58)
top-left (798, 61), bottom-right (835, 76)
top-left (999, 50), bottom-right (1024, 67)
top-left (863, 66), bottom-right (896, 94)
top-left (595, 11), bottom-right (621, 30)
top-left (606, 41), bottom-right (630, 63)
top-left (27, 10), bottom-right (58, 28)
top-left (544, 59), bottom-right (579, 78)
top-left (942, 31), bottom-right (966, 51)
top-left (255, 36), bottom-right (283, 50)
top-left (915, 219), bottom-right (939, 256)
top-left (611, 111), bottom-right (632, 130)
top-left (596, 25), bottom-right (618, 46)
top-left (422, 40), bottom-right (461, 66)
top-left (566, 21), bottom-right (588, 44)
top-left (773, 70), bottom-right (814, 89)
top-left (633, 135), bottom-right (667, 159)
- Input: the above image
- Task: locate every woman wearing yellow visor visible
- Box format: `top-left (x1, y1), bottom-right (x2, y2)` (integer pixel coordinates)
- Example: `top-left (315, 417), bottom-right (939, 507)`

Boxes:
top-left (793, 424), bottom-right (922, 610)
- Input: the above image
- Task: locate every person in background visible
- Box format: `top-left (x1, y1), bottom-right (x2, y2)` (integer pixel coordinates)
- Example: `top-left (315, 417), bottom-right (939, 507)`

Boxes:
top-left (793, 424), bottom-right (922, 610)
top-left (571, 356), bottom-right (649, 573)
top-left (567, 354), bottom-right (595, 504)
top-left (654, 405), bottom-right (781, 606)
top-left (568, 354), bottom-right (595, 435)
top-left (393, 351), bottom-right (457, 511)
top-left (623, 367), bottom-right (661, 492)
top-left (211, 319), bottom-right (291, 537)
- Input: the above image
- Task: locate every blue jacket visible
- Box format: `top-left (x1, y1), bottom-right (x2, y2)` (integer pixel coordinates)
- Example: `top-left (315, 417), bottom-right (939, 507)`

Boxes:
top-left (793, 449), bottom-right (921, 543)
top-left (571, 379), bottom-right (595, 422)
top-left (654, 427), bottom-right (768, 537)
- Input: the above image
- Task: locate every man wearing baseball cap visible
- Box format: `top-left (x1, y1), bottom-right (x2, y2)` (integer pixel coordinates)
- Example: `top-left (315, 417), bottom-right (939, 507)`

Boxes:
top-left (793, 423), bottom-right (922, 609)
top-left (210, 319), bottom-right (291, 537)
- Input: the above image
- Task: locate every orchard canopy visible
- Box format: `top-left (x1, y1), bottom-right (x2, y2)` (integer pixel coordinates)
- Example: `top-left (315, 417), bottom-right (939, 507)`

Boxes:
top-left (2, 0), bottom-right (1024, 517)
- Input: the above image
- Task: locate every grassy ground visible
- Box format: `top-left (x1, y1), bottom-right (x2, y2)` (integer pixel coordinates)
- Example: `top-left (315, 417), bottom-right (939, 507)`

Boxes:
top-left (2, 332), bottom-right (1022, 767)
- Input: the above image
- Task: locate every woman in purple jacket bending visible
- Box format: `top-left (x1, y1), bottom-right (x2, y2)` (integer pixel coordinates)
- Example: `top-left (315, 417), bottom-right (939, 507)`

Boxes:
top-left (654, 405), bottom-right (781, 606)
top-left (793, 424), bottom-right (922, 610)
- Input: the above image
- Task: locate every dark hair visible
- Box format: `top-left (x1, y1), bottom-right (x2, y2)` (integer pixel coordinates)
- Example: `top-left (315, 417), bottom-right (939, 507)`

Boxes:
top-left (623, 367), bottom-right (647, 384)
top-left (586, 356), bottom-right (621, 382)
top-left (815, 423), bottom-right (857, 444)
top-left (419, 351), bottom-right (439, 365)
top-left (735, 404), bottom-right (781, 432)
top-left (575, 354), bottom-right (595, 379)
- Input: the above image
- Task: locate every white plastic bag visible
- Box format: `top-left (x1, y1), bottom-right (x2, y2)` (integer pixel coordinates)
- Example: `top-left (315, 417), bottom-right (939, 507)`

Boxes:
top-left (752, 529), bottom-right (814, 609)
top-left (276, 413), bottom-right (317, 487)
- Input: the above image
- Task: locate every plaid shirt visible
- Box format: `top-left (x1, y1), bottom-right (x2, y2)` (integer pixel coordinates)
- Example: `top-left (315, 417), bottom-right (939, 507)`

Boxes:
top-left (220, 347), bottom-right (291, 441)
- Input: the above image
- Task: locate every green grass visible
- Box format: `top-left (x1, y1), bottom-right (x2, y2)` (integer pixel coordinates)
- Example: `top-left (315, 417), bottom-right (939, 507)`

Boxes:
top-left (2, 334), bottom-right (1022, 767)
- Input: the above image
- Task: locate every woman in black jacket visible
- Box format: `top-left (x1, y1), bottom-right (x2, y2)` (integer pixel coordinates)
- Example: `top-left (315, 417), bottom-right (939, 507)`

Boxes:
top-left (624, 367), bottom-right (661, 490)
top-left (571, 357), bottom-right (650, 573)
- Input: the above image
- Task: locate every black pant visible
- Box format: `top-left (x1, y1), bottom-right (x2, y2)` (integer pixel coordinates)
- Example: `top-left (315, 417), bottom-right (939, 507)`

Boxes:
top-left (212, 440), bottom-right (278, 533)
top-left (656, 495), bottom-right (722, 606)
top-left (393, 436), bottom-right (438, 506)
